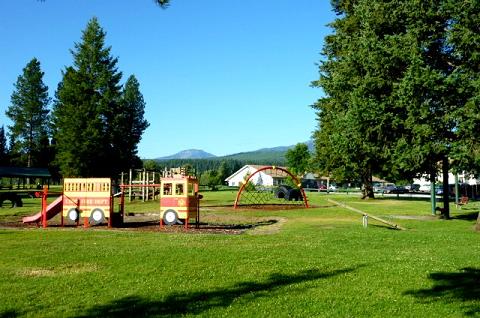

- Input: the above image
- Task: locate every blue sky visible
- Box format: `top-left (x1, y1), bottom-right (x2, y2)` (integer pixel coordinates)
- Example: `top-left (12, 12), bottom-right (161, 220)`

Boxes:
top-left (0, 0), bottom-right (335, 159)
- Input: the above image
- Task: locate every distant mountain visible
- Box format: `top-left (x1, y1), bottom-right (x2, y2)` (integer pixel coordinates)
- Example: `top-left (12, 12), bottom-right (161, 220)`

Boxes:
top-left (221, 140), bottom-right (314, 162)
top-left (256, 140), bottom-right (314, 152)
top-left (157, 149), bottom-right (217, 160)
top-left (251, 145), bottom-right (292, 153)
top-left (154, 140), bottom-right (314, 163)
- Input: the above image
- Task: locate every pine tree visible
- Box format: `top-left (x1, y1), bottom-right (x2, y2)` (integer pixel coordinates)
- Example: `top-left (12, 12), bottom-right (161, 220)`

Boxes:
top-left (312, 1), bottom-right (398, 198)
top-left (445, 1), bottom-right (480, 173)
top-left (6, 58), bottom-right (50, 168)
top-left (313, 1), bottom-right (480, 214)
top-left (53, 17), bottom-right (148, 178)
top-left (112, 75), bottom-right (149, 171)
top-left (0, 126), bottom-right (9, 166)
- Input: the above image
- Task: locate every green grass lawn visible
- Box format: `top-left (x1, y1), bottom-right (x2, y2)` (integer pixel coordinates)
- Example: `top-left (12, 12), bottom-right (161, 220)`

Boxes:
top-left (1, 191), bottom-right (479, 317)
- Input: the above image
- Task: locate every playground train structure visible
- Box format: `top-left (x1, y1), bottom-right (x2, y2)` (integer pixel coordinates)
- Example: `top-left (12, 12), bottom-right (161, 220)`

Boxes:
top-left (22, 168), bottom-right (201, 229)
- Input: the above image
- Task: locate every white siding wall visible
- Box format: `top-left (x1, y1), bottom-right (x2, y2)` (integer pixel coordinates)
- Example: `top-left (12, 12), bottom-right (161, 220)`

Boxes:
top-left (226, 166), bottom-right (274, 187)
top-left (414, 173), bottom-right (479, 186)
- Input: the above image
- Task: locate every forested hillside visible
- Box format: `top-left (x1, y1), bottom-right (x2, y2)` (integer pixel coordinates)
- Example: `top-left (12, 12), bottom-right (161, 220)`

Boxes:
top-left (153, 156), bottom-right (285, 176)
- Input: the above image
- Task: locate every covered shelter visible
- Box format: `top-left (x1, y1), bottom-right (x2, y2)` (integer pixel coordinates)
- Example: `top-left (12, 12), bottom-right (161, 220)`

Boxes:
top-left (0, 166), bottom-right (51, 189)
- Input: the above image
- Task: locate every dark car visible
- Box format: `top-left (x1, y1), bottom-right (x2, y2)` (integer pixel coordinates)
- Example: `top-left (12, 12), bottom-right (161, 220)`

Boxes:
top-left (435, 184), bottom-right (455, 196)
top-left (383, 184), bottom-right (408, 194)
top-left (390, 186), bottom-right (408, 194)
top-left (405, 184), bottom-right (420, 192)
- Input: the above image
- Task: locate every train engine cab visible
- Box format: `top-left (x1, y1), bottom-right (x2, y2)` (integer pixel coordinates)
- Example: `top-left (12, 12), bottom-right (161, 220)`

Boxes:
top-left (160, 174), bottom-right (201, 228)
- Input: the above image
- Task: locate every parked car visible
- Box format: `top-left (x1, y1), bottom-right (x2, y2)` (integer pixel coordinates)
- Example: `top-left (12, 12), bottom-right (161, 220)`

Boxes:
top-left (373, 183), bottom-right (383, 193)
top-left (382, 183), bottom-right (396, 193)
top-left (419, 184), bottom-right (431, 192)
top-left (405, 184), bottom-right (420, 192)
top-left (390, 186), bottom-right (408, 194)
top-left (435, 184), bottom-right (455, 196)
top-left (383, 184), bottom-right (408, 194)
top-left (328, 185), bottom-right (337, 191)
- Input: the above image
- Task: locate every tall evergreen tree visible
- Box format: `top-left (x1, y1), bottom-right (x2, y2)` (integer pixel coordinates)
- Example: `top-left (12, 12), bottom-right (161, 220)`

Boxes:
top-left (112, 75), bottom-right (150, 170)
top-left (386, 2), bottom-right (454, 216)
top-left (0, 126), bottom-right (9, 166)
top-left (53, 17), bottom-right (148, 178)
top-left (34, 130), bottom-right (55, 168)
top-left (313, 1), bottom-right (480, 214)
top-left (445, 1), bottom-right (480, 173)
top-left (312, 1), bottom-right (404, 198)
top-left (6, 58), bottom-right (50, 168)
top-left (380, 1), bottom-right (480, 218)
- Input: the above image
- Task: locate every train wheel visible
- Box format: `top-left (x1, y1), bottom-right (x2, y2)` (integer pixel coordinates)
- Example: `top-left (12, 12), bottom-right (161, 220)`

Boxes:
top-left (89, 208), bottom-right (105, 225)
top-left (163, 209), bottom-right (179, 226)
top-left (67, 208), bottom-right (79, 222)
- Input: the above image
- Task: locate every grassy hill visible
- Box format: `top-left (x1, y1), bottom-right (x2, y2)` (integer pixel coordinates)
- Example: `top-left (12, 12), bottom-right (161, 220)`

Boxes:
top-left (220, 149), bottom-right (286, 164)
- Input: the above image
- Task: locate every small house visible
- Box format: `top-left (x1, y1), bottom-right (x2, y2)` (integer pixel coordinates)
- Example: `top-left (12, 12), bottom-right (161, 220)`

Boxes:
top-left (225, 165), bottom-right (289, 187)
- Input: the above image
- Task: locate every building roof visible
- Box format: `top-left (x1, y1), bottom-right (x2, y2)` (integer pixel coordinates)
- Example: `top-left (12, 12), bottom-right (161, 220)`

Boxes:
top-left (225, 165), bottom-right (289, 182)
top-left (372, 176), bottom-right (388, 183)
top-left (0, 167), bottom-right (51, 178)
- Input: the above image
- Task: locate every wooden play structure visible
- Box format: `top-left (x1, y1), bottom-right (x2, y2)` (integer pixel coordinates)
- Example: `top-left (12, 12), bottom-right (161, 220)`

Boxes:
top-left (23, 168), bottom-right (202, 229)
top-left (120, 168), bottom-right (160, 202)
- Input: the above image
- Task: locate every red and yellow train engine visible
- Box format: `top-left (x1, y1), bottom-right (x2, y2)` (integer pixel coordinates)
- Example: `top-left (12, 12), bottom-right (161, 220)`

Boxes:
top-left (160, 170), bottom-right (201, 228)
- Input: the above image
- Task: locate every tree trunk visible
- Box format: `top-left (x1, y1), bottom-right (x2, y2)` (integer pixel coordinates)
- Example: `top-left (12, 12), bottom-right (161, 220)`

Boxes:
top-left (441, 156), bottom-right (450, 219)
top-left (361, 170), bottom-right (374, 199)
top-left (430, 170), bottom-right (436, 215)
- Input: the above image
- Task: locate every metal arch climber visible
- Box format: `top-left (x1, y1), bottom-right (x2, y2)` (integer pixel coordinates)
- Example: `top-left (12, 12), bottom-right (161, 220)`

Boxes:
top-left (234, 166), bottom-right (309, 209)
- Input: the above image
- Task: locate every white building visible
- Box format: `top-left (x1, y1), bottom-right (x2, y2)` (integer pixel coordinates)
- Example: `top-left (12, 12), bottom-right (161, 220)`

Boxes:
top-left (414, 172), bottom-right (480, 191)
top-left (224, 165), bottom-right (288, 187)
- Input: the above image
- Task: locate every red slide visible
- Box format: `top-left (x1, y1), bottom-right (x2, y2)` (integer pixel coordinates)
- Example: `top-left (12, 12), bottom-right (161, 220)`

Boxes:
top-left (22, 196), bottom-right (63, 224)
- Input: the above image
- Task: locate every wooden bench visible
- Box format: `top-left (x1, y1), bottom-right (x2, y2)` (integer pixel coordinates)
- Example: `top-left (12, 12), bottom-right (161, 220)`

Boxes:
top-left (456, 196), bottom-right (469, 209)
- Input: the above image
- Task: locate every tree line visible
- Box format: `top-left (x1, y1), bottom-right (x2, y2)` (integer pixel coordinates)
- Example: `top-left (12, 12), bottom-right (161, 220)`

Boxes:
top-left (311, 0), bottom-right (480, 218)
top-left (144, 157), bottom-right (287, 189)
top-left (2, 18), bottom-right (148, 179)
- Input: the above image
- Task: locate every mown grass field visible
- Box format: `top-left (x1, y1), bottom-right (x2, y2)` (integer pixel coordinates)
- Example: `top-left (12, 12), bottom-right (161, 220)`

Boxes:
top-left (0, 191), bottom-right (479, 317)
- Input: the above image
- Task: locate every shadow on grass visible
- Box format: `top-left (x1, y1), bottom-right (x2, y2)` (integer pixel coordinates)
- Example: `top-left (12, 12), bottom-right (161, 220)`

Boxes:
top-left (121, 219), bottom-right (278, 231)
top-left (0, 309), bottom-right (22, 318)
top-left (75, 267), bottom-right (358, 317)
top-left (405, 267), bottom-right (480, 316)
top-left (451, 211), bottom-right (479, 221)
top-left (369, 224), bottom-right (401, 231)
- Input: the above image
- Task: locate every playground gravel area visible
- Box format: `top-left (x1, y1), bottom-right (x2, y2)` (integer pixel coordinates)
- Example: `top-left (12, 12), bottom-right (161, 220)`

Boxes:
top-left (0, 209), bottom-right (286, 235)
